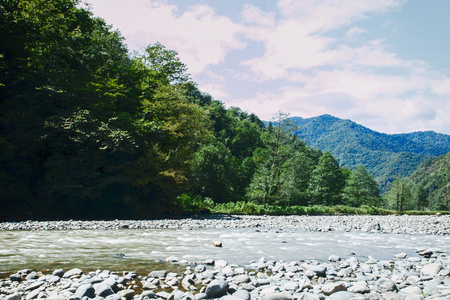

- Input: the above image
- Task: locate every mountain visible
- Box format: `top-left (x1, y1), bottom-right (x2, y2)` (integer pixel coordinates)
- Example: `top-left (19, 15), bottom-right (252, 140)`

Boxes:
top-left (290, 114), bottom-right (450, 190)
top-left (407, 152), bottom-right (450, 209)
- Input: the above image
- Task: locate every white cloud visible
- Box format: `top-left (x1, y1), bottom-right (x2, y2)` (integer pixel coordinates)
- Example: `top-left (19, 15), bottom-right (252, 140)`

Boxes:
top-left (87, 0), bottom-right (245, 75)
top-left (241, 4), bottom-right (276, 28)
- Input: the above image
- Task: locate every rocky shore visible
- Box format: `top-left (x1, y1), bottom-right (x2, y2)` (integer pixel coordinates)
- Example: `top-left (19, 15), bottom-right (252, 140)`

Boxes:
top-left (1, 215), bottom-right (449, 299)
top-left (1, 249), bottom-right (449, 300)
top-left (0, 215), bottom-right (449, 235)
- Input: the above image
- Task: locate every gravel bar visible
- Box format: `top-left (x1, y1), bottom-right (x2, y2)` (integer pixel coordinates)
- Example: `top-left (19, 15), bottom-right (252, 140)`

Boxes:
top-left (0, 215), bottom-right (449, 235)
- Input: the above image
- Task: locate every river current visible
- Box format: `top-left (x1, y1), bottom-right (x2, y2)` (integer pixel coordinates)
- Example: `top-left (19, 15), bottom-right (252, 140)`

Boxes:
top-left (1, 228), bottom-right (449, 276)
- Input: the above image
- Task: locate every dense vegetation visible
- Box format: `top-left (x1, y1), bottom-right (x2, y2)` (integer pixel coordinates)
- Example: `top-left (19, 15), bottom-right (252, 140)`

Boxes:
top-left (1, 0), bottom-right (447, 220)
top-left (291, 115), bottom-right (450, 191)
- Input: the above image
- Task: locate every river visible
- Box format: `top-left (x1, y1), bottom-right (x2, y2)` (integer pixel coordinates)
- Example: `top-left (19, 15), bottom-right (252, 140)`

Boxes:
top-left (1, 227), bottom-right (449, 277)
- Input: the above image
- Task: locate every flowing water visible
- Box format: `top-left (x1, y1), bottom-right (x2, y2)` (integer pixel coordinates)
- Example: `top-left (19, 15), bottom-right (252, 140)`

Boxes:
top-left (1, 228), bottom-right (449, 277)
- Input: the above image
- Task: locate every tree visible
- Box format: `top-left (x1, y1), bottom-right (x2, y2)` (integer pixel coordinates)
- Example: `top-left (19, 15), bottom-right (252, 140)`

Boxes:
top-left (415, 184), bottom-right (428, 211)
top-left (385, 176), bottom-right (413, 212)
top-left (189, 142), bottom-right (238, 203)
top-left (308, 151), bottom-right (346, 206)
top-left (341, 165), bottom-right (381, 207)
top-left (246, 112), bottom-right (310, 205)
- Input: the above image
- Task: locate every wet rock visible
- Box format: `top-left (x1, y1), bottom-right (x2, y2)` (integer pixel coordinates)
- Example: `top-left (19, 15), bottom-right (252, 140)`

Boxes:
top-left (205, 279), bottom-right (229, 298)
top-left (149, 270), bottom-right (167, 278)
top-left (10, 274), bottom-right (22, 282)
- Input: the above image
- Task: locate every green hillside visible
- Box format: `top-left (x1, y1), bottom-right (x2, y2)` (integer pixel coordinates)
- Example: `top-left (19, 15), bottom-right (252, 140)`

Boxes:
top-left (291, 115), bottom-right (450, 190)
top-left (407, 153), bottom-right (450, 210)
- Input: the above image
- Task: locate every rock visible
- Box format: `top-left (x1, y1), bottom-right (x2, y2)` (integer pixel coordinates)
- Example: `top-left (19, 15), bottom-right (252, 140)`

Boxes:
top-left (24, 281), bottom-right (45, 291)
top-left (421, 263), bottom-right (442, 277)
top-left (404, 294), bottom-right (424, 300)
top-left (63, 268), bottom-right (83, 278)
top-left (395, 253), bottom-right (408, 259)
top-left (5, 293), bottom-right (21, 300)
top-left (52, 269), bottom-right (64, 277)
top-left (329, 255), bottom-right (342, 262)
top-left (212, 241), bottom-right (222, 247)
top-left (168, 289), bottom-right (184, 300)
top-left (74, 283), bottom-right (95, 299)
top-left (194, 293), bottom-right (207, 300)
top-left (26, 271), bottom-right (39, 280)
top-left (309, 265), bottom-right (327, 277)
top-left (195, 265), bottom-right (206, 273)
top-left (104, 294), bottom-right (122, 300)
top-left (348, 281), bottom-right (370, 294)
top-left (10, 273), bottom-right (22, 281)
top-left (149, 270), bottom-right (167, 278)
top-left (205, 279), bottom-right (229, 298)
top-left (327, 291), bottom-right (356, 300)
top-left (117, 289), bottom-right (135, 300)
top-left (95, 283), bottom-right (114, 297)
top-left (375, 278), bottom-right (398, 293)
top-left (382, 291), bottom-right (405, 300)
top-left (283, 281), bottom-right (299, 291)
top-left (297, 292), bottom-right (321, 300)
top-left (47, 275), bottom-right (61, 284)
top-left (261, 292), bottom-right (292, 300)
top-left (235, 275), bottom-right (250, 284)
top-left (400, 286), bottom-right (422, 295)
top-left (322, 282), bottom-right (347, 295)
top-left (233, 289), bottom-right (251, 300)
top-left (25, 288), bottom-right (41, 300)
top-left (222, 265), bottom-right (235, 277)
top-left (215, 260), bottom-right (228, 268)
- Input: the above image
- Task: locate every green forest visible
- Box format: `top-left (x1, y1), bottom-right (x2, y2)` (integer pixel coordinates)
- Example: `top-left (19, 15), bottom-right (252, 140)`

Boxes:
top-left (1, 0), bottom-right (448, 220)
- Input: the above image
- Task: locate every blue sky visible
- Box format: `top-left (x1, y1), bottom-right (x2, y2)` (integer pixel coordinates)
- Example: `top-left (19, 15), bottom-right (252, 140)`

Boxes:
top-left (85, 0), bottom-right (450, 134)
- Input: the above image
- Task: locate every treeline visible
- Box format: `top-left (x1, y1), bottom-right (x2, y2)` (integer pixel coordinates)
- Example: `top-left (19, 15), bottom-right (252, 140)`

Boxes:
top-left (2, 0), bottom-right (444, 221)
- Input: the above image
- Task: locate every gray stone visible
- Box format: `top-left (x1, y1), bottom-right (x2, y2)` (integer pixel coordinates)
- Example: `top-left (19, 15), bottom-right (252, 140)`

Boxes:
top-left (309, 265), bottom-right (327, 277)
top-left (64, 268), bottom-right (83, 278)
top-left (206, 279), bottom-right (229, 298)
top-left (348, 281), bottom-right (370, 294)
top-left (117, 289), bottom-right (135, 300)
top-left (232, 290), bottom-right (251, 300)
top-left (95, 284), bottom-right (114, 298)
top-left (74, 284), bottom-right (95, 299)
top-left (156, 291), bottom-right (170, 299)
top-left (25, 281), bottom-right (45, 291)
top-left (104, 294), bottom-right (121, 300)
top-left (421, 264), bottom-right (442, 277)
top-left (52, 269), bottom-right (64, 277)
top-left (5, 293), bottom-right (21, 300)
top-left (235, 275), bottom-right (250, 284)
top-left (10, 273), bottom-right (22, 281)
top-left (283, 281), bottom-right (299, 291)
top-left (195, 293), bottom-right (207, 300)
top-left (329, 255), bottom-right (342, 262)
top-left (261, 292), bottom-right (291, 300)
top-left (215, 260), bottom-right (228, 268)
top-left (168, 289), bottom-right (184, 300)
top-left (26, 288), bottom-right (41, 300)
top-left (26, 271), bottom-right (39, 280)
top-left (382, 291), bottom-right (405, 300)
top-left (47, 275), bottom-right (61, 284)
top-left (400, 286), bottom-right (422, 295)
top-left (327, 291), bottom-right (356, 300)
top-left (297, 292), bottom-right (321, 300)
top-left (322, 282), bottom-right (347, 295)
top-left (375, 278), bottom-right (398, 293)
top-left (148, 270), bottom-right (167, 278)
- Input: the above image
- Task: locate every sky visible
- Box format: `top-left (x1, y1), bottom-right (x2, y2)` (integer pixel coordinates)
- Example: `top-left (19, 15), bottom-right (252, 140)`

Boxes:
top-left (84, 0), bottom-right (450, 134)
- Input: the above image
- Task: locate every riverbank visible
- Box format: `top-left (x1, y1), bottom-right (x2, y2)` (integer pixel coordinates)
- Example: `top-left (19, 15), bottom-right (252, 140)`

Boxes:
top-left (1, 248), bottom-right (449, 300)
top-left (1, 215), bottom-right (449, 235)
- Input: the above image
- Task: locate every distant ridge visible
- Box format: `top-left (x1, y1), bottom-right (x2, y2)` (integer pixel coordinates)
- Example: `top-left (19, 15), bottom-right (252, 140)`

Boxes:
top-left (290, 114), bottom-right (450, 191)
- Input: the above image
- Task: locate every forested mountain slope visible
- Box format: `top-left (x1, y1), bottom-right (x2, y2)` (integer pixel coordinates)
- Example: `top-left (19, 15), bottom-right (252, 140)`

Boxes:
top-left (291, 115), bottom-right (450, 190)
top-left (407, 152), bottom-right (450, 210)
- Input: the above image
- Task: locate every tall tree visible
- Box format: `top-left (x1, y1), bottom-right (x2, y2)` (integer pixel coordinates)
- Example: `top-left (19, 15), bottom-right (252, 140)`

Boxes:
top-left (246, 112), bottom-right (310, 205)
top-left (308, 151), bottom-right (346, 205)
top-left (342, 165), bottom-right (381, 207)
top-left (385, 176), bottom-right (413, 212)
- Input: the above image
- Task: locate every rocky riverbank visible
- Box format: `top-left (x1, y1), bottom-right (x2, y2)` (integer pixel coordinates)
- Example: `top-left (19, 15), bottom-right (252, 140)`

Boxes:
top-left (0, 215), bottom-right (449, 235)
top-left (1, 249), bottom-right (449, 300)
